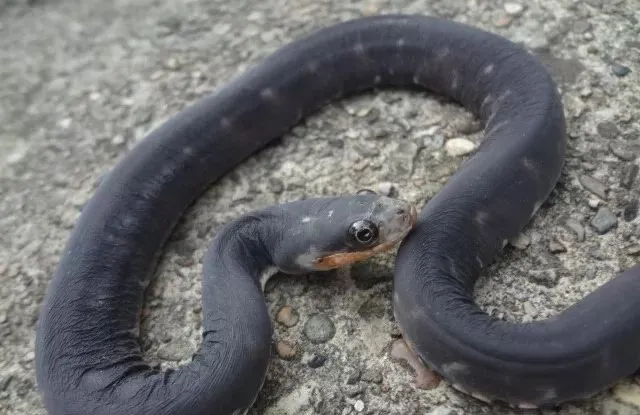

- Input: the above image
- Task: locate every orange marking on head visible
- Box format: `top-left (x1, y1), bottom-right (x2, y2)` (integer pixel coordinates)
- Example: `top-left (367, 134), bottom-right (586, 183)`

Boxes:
top-left (311, 240), bottom-right (398, 270)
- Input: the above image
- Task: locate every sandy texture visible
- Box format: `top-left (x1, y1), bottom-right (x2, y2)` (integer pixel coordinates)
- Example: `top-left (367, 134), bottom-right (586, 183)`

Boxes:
top-left (1, 0), bottom-right (639, 414)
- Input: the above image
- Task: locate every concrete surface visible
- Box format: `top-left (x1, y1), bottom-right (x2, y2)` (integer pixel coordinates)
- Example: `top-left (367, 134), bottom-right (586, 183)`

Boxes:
top-left (1, 0), bottom-right (639, 414)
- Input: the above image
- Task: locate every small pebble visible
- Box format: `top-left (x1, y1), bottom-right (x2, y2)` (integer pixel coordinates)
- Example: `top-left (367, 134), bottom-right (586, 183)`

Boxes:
top-left (588, 198), bottom-right (600, 209)
top-left (609, 142), bottom-right (635, 161)
top-left (276, 341), bottom-right (298, 360)
top-left (308, 353), bottom-right (327, 368)
top-left (565, 218), bottom-right (585, 241)
top-left (620, 165), bottom-right (639, 189)
top-left (268, 178), bottom-right (284, 194)
top-left (590, 207), bottom-right (618, 234)
top-left (377, 182), bottom-right (396, 196)
top-left (573, 21), bottom-right (592, 34)
top-left (363, 108), bottom-right (380, 124)
top-left (329, 138), bottom-right (345, 148)
top-left (493, 14), bottom-right (512, 28)
top-left (528, 269), bottom-right (559, 287)
top-left (361, 368), bottom-right (383, 384)
top-left (163, 57), bottom-right (181, 70)
top-left (612, 382), bottom-right (640, 407)
top-left (523, 301), bottom-right (537, 318)
top-left (354, 400), bottom-right (365, 412)
top-left (444, 138), bottom-right (476, 157)
top-left (455, 118), bottom-right (482, 134)
top-left (579, 174), bottom-right (608, 199)
top-left (549, 239), bottom-right (567, 253)
top-left (342, 383), bottom-right (365, 397)
top-left (346, 369), bottom-right (361, 385)
top-left (415, 128), bottom-right (443, 148)
top-left (304, 313), bottom-right (336, 344)
top-left (509, 233), bottom-right (531, 250)
top-left (58, 118), bottom-right (72, 129)
top-left (504, 2), bottom-right (525, 15)
top-left (624, 199), bottom-right (639, 221)
top-left (426, 408), bottom-right (458, 415)
top-left (597, 121), bottom-right (620, 139)
top-left (357, 296), bottom-right (385, 319)
top-left (276, 305), bottom-right (299, 327)
top-left (156, 339), bottom-right (190, 361)
top-left (611, 63), bottom-right (632, 77)
top-left (626, 245), bottom-right (640, 256)
top-left (111, 134), bottom-right (125, 146)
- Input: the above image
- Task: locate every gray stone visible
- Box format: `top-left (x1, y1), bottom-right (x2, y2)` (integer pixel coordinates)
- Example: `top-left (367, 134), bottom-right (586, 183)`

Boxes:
top-left (620, 164), bottom-right (639, 189)
top-left (612, 63), bottom-right (632, 77)
top-left (591, 207), bottom-right (618, 234)
top-left (565, 218), bottom-right (586, 241)
top-left (304, 313), bottom-right (336, 344)
top-left (597, 121), bottom-right (620, 139)
top-left (528, 269), bottom-right (560, 287)
top-left (579, 174), bottom-right (608, 199)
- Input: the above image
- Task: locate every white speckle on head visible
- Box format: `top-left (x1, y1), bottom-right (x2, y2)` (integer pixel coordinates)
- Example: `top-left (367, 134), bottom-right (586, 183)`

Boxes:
top-left (517, 403), bottom-right (538, 409)
top-left (259, 266), bottom-right (279, 291)
top-left (522, 157), bottom-right (536, 172)
top-left (396, 38), bottom-right (405, 47)
top-left (354, 42), bottom-right (366, 57)
top-left (260, 87), bottom-right (276, 101)
top-left (373, 75), bottom-right (381, 84)
top-left (220, 117), bottom-right (232, 129)
top-left (501, 239), bottom-right (508, 248)
top-left (483, 64), bottom-right (494, 75)
top-left (301, 217), bottom-right (311, 223)
top-left (412, 74), bottom-right (420, 84)
top-left (388, 68), bottom-right (395, 75)
top-left (182, 146), bottom-right (193, 156)
top-left (327, 210), bottom-right (334, 218)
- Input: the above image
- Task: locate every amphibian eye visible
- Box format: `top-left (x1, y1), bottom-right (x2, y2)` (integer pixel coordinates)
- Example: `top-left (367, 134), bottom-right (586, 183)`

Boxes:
top-left (348, 219), bottom-right (379, 246)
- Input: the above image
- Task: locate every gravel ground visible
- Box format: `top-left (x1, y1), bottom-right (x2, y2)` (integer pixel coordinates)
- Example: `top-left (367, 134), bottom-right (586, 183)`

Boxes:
top-left (1, 0), bottom-right (639, 414)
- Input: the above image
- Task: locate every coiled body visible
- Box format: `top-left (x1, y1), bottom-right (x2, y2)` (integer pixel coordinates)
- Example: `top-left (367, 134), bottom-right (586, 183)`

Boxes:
top-left (35, 14), bottom-right (639, 414)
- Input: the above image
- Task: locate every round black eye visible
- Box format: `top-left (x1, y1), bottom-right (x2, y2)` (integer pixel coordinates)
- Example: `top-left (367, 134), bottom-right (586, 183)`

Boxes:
top-left (348, 220), bottom-right (379, 246)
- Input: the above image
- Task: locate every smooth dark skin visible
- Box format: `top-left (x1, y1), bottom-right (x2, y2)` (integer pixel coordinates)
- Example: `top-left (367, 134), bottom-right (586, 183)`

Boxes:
top-left (34, 13), bottom-right (640, 415)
